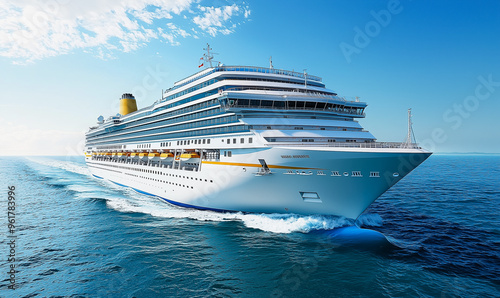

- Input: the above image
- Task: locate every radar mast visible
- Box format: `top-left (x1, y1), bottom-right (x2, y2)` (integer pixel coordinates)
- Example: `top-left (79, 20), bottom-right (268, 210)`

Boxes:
top-left (402, 108), bottom-right (417, 148)
top-left (199, 43), bottom-right (219, 68)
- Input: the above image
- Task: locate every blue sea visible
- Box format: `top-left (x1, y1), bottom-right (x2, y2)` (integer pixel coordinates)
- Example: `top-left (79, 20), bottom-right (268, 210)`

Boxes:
top-left (0, 155), bottom-right (499, 297)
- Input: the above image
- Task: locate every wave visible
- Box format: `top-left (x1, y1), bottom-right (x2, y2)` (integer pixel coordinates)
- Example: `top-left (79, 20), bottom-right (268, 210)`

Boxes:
top-left (103, 188), bottom-right (354, 234)
top-left (356, 213), bottom-right (383, 227)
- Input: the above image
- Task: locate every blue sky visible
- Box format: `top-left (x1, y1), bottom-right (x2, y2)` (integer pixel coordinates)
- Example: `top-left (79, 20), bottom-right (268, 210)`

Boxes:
top-left (0, 0), bottom-right (499, 155)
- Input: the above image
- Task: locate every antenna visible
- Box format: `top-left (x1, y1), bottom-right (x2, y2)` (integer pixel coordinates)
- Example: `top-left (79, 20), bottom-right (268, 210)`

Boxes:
top-left (402, 108), bottom-right (417, 148)
top-left (269, 56), bottom-right (273, 69)
top-left (199, 43), bottom-right (219, 68)
top-left (303, 69), bottom-right (307, 89)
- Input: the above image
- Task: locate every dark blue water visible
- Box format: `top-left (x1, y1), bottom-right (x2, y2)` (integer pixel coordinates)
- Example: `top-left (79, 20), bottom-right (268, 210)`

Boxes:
top-left (0, 155), bottom-right (498, 297)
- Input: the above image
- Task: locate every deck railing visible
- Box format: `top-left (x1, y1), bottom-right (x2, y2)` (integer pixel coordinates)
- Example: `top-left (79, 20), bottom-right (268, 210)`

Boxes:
top-left (268, 142), bottom-right (422, 149)
top-left (174, 65), bottom-right (323, 89)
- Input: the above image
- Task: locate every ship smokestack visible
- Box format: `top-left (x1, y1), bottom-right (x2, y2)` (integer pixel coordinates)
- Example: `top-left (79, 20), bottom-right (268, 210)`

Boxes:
top-left (119, 93), bottom-right (137, 116)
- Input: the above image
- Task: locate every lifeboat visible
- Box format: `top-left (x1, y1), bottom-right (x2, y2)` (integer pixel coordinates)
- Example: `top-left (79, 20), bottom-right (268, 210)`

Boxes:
top-left (139, 152), bottom-right (148, 160)
top-left (148, 152), bottom-right (160, 161)
top-left (117, 152), bottom-right (129, 159)
top-left (160, 152), bottom-right (174, 161)
top-left (180, 152), bottom-right (200, 161)
top-left (130, 152), bottom-right (139, 159)
top-left (111, 152), bottom-right (118, 158)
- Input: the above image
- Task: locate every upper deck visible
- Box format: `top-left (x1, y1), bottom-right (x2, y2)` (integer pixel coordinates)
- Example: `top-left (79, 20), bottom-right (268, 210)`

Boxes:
top-left (171, 65), bottom-right (323, 91)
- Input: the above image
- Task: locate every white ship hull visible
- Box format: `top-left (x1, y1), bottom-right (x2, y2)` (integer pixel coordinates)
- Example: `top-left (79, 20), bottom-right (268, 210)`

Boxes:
top-left (86, 146), bottom-right (430, 219)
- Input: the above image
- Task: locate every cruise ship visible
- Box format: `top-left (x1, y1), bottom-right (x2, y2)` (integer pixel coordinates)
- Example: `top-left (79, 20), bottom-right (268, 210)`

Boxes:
top-left (84, 45), bottom-right (431, 219)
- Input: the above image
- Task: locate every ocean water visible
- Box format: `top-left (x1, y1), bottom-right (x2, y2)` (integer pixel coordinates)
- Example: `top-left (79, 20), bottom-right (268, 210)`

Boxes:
top-left (0, 155), bottom-right (498, 297)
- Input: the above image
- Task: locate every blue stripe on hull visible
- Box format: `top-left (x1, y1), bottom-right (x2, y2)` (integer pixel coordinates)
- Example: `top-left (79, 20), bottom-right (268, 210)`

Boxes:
top-left (110, 180), bottom-right (128, 188)
top-left (92, 174), bottom-right (104, 179)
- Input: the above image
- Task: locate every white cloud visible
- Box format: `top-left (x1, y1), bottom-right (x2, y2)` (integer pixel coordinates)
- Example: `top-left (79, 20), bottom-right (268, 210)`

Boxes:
top-left (193, 4), bottom-right (249, 37)
top-left (0, 0), bottom-right (250, 64)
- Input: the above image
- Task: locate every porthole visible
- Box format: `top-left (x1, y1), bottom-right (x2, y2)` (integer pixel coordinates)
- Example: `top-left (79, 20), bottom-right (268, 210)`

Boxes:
top-left (343, 172), bottom-right (349, 176)
top-left (393, 172), bottom-right (399, 177)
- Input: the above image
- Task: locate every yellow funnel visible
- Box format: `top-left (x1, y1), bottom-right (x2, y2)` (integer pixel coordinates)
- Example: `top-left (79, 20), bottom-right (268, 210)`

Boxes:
top-left (119, 93), bottom-right (138, 116)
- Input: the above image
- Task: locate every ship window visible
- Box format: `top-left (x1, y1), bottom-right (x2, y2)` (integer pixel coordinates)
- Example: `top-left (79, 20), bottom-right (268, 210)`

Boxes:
top-left (228, 151), bottom-right (232, 157)
top-left (203, 139), bottom-right (206, 144)
top-left (370, 172), bottom-right (380, 177)
top-left (266, 126), bottom-right (272, 130)
top-left (224, 151), bottom-right (227, 157)
top-left (233, 138), bottom-right (236, 144)
top-left (227, 139), bottom-right (230, 144)
top-left (240, 138), bottom-right (244, 143)
top-left (262, 100), bottom-right (273, 107)
top-left (207, 139), bottom-right (210, 144)
top-left (274, 101), bottom-right (285, 108)
top-left (249, 137), bottom-right (253, 143)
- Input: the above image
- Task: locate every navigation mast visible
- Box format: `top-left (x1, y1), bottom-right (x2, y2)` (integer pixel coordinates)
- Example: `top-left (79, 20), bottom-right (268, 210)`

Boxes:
top-left (199, 43), bottom-right (219, 68)
top-left (402, 108), bottom-right (417, 148)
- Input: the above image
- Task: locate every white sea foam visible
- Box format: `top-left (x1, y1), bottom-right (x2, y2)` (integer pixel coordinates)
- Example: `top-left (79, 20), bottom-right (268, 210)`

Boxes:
top-left (103, 187), bottom-right (354, 233)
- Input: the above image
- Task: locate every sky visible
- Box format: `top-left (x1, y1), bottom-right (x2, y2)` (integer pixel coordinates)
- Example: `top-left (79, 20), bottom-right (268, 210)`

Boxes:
top-left (0, 0), bottom-right (499, 155)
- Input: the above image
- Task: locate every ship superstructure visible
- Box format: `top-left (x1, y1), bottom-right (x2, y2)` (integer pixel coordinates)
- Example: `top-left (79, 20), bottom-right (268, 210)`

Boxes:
top-left (84, 45), bottom-right (431, 219)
